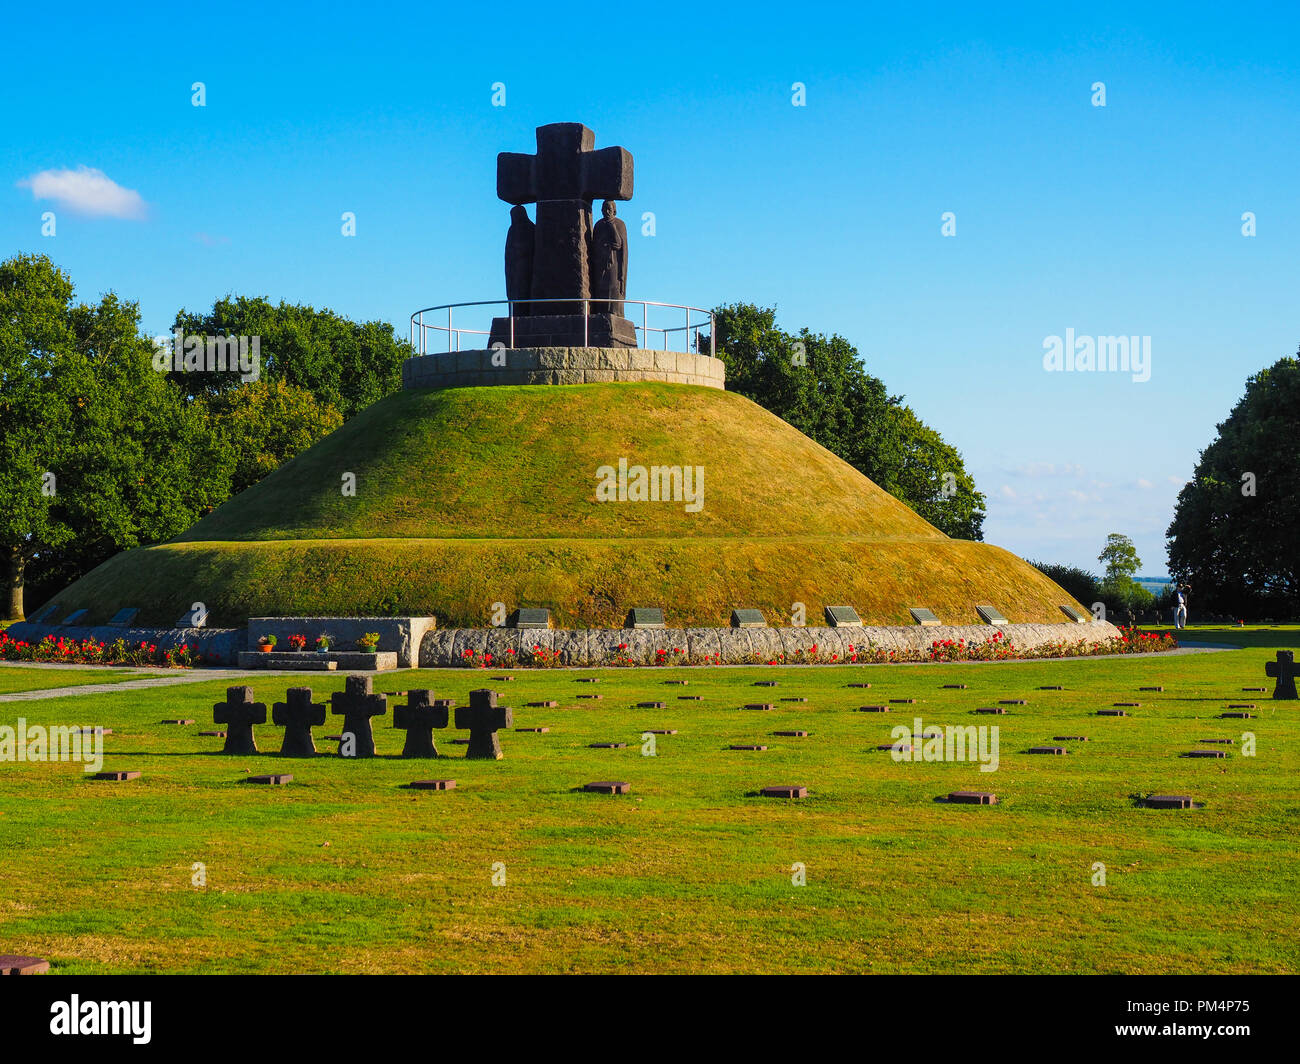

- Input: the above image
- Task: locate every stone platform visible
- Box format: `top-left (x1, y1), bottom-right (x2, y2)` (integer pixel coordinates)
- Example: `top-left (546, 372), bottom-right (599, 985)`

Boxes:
top-left (402, 346), bottom-right (725, 390)
top-left (236, 651), bottom-right (397, 671)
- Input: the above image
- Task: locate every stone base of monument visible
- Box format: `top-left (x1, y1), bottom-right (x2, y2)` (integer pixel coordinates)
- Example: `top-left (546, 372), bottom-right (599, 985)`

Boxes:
top-left (488, 312), bottom-right (637, 349)
top-left (402, 346), bottom-right (725, 390)
top-left (236, 651), bottom-right (398, 671)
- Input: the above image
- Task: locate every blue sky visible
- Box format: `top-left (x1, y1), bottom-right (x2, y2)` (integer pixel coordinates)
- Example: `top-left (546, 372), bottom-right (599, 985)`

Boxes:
top-left (4, 0), bottom-right (1297, 575)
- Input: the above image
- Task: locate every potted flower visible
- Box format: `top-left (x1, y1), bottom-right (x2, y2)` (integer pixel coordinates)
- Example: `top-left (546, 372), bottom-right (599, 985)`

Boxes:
top-left (315, 634), bottom-right (332, 654)
top-left (287, 633), bottom-right (307, 651)
top-left (356, 632), bottom-right (380, 654)
top-left (257, 634), bottom-right (277, 653)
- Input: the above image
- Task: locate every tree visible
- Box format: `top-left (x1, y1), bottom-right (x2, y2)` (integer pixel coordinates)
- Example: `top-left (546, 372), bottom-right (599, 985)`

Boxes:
top-left (170, 296), bottom-right (409, 418)
top-left (0, 254), bottom-right (230, 620)
top-left (707, 303), bottom-right (986, 539)
top-left (1167, 354), bottom-right (1300, 618)
top-left (1097, 533), bottom-right (1149, 614)
top-left (208, 378), bottom-right (343, 497)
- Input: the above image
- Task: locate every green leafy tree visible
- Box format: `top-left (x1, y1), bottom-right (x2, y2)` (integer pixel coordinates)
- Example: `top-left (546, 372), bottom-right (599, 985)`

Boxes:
top-left (708, 304), bottom-right (986, 539)
top-left (0, 254), bottom-right (230, 620)
top-left (1097, 533), bottom-right (1149, 614)
top-left (170, 296), bottom-right (409, 418)
top-left (1167, 354), bottom-right (1300, 618)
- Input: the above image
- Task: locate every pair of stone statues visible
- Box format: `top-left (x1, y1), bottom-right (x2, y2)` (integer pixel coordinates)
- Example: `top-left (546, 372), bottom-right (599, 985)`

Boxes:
top-left (505, 200), bottom-right (628, 316)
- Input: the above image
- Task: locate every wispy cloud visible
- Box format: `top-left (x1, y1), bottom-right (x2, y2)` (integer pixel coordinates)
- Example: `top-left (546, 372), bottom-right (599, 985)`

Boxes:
top-left (16, 165), bottom-right (148, 220)
top-left (194, 232), bottom-right (231, 246)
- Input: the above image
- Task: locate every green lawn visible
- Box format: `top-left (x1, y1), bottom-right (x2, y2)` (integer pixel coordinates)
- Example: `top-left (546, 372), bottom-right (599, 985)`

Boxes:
top-left (0, 666), bottom-right (153, 695)
top-left (1, 632), bottom-right (1296, 974)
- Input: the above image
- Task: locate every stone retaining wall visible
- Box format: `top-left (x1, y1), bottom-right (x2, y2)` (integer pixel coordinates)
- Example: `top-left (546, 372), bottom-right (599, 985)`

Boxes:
top-left (419, 620), bottom-right (1122, 667)
top-left (247, 617), bottom-right (433, 668)
top-left (3, 623), bottom-right (244, 665)
top-left (402, 347), bottom-right (726, 390)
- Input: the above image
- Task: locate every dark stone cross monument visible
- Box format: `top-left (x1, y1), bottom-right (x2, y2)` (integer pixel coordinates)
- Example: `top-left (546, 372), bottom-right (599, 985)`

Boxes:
top-left (330, 675), bottom-right (388, 757)
top-left (394, 690), bottom-right (450, 759)
top-left (454, 689), bottom-right (514, 760)
top-left (273, 687), bottom-right (327, 757)
top-left (1265, 650), bottom-right (1298, 700)
top-left (213, 686), bottom-right (267, 755)
top-left (489, 122), bottom-right (635, 349)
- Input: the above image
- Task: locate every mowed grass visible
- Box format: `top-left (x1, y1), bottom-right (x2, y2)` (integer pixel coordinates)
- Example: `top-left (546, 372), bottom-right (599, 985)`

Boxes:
top-left (0, 667), bottom-right (152, 695)
top-left (0, 632), bottom-right (1296, 974)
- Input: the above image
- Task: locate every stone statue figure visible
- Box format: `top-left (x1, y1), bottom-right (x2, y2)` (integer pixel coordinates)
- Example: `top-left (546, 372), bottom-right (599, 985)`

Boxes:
top-left (504, 204), bottom-right (535, 315)
top-left (591, 200), bottom-right (628, 316)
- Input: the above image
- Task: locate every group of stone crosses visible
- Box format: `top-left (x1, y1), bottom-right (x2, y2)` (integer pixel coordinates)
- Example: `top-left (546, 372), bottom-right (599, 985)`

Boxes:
top-left (213, 676), bottom-right (513, 759)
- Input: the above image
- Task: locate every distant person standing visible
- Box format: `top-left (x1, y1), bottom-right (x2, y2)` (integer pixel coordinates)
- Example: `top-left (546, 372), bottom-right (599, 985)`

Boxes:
top-left (1174, 584), bottom-right (1188, 629)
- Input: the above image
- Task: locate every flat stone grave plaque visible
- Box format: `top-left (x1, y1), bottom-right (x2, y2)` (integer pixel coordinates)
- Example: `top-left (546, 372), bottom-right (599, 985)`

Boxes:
top-left (1142, 795), bottom-right (1196, 809)
top-left (246, 774), bottom-right (292, 785)
top-left (409, 779), bottom-right (457, 790)
top-left (1097, 709), bottom-right (1127, 716)
top-left (1054, 735), bottom-right (1089, 741)
top-left (678, 695), bottom-right (702, 700)
top-left (976, 605), bottom-right (1009, 626)
top-left (645, 729), bottom-right (677, 735)
top-left (589, 742), bottom-right (627, 749)
top-left (1219, 711), bottom-right (1254, 718)
top-left (1242, 687), bottom-right (1266, 692)
top-left (60, 609), bottom-right (89, 625)
top-left (730, 609), bottom-right (767, 628)
top-left (1113, 702), bottom-right (1140, 707)
top-left (161, 718), bottom-right (195, 725)
top-left (857, 705), bottom-right (889, 712)
top-left (744, 703), bottom-right (775, 711)
top-left (975, 707), bottom-right (1006, 715)
top-left (729, 744), bottom-right (767, 751)
top-left (79, 727), bottom-right (111, 736)
top-left (999, 699), bottom-right (1027, 705)
top-left (626, 607), bottom-right (665, 629)
top-left (585, 781), bottom-right (630, 794)
top-left (527, 700), bottom-right (559, 707)
top-left (753, 680), bottom-right (777, 687)
top-left (909, 607), bottom-right (941, 626)
top-left (1039, 685), bottom-right (1065, 691)
top-left (942, 684), bottom-right (967, 689)
top-left (1264, 650), bottom-right (1298, 699)
top-left (781, 697), bottom-right (808, 702)
top-left (199, 730), bottom-right (226, 738)
top-left (774, 730), bottom-right (808, 737)
top-left (92, 771), bottom-right (140, 781)
top-left (455, 690), bottom-right (513, 759)
top-left (575, 678), bottom-right (601, 683)
top-left (760, 785), bottom-right (807, 798)
top-left (947, 791), bottom-right (997, 804)
top-left (577, 694), bottom-right (602, 700)
top-left (0, 955), bottom-right (49, 975)
top-left (1059, 604), bottom-right (1088, 623)
top-left (1182, 750), bottom-right (1227, 758)
top-left (1028, 747), bottom-right (1066, 755)
top-left (433, 698), bottom-right (455, 709)
top-left (451, 738), bottom-right (470, 745)
top-left (1227, 703), bottom-right (1256, 709)
top-left (106, 608), bottom-right (139, 627)
top-left (638, 701), bottom-right (665, 708)
top-left (1139, 686), bottom-right (1164, 692)
top-left (1199, 738), bottom-right (1234, 744)
top-left (824, 605), bottom-right (862, 627)
top-left (490, 677), bottom-right (514, 682)
top-left (664, 680), bottom-right (689, 685)
top-left (890, 698), bottom-right (917, 704)
top-left (847, 683), bottom-right (872, 688)
top-left (508, 607), bottom-right (551, 630)
top-left (516, 727), bottom-right (550, 733)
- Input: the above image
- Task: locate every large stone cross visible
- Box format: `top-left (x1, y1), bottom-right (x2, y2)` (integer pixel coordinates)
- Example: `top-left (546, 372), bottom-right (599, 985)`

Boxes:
top-left (394, 690), bottom-right (450, 759)
top-left (454, 689), bottom-right (513, 760)
top-left (330, 675), bottom-right (388, 757)
top-left (497, 123), bottom-right (633, 305)
top-left (213, 686), bottom-right (267, 755)
top-left (1265, 650), bottom-right (1298, 700)
top-left (273, 687), bottom-right (327, 757)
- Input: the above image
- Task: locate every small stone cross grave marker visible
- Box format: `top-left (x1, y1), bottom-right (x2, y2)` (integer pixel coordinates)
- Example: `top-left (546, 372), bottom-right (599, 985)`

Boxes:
top-left (455, 689), bottom-right (513, 759)
top-left (213, 686), bottom-right (267, 755)
top-left (330, 675), bottom-right (388, 757)
top-left (394, 690), bottom-right (449, 759)
top-left (1265, 650), bottom-right (1298, 699)
top-left (272, 687), bottom-right (327, 757)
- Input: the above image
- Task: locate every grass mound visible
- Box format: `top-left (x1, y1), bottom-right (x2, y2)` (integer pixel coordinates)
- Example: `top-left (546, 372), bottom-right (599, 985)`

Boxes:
top-left (38, 383), bottom-right (1086, 627)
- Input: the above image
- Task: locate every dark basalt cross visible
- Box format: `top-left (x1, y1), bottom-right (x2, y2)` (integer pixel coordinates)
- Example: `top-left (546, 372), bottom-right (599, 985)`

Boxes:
top-left (272, 687), bottom-right (327, 757)
top-left (330, 675), bottom-right (388, 757)
top-left (394, 690), bottom-right (450, 759)
top-left (213, 686), bottom-right (267, 755)
top-left (454, 689), bottom-right (514, 760)
top-left (1264, 650), bottom-right (1298, 700)
top-left (497, 122), bottom-right (633, 308)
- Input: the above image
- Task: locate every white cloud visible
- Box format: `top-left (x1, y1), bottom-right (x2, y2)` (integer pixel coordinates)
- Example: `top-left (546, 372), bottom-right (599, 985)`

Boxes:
top-left (17, 166), bottom-right (148, 220)
top-left (999, 484), bottom-right (1016, 499)
top-left (1136, 478), bottom-right (1153, 489)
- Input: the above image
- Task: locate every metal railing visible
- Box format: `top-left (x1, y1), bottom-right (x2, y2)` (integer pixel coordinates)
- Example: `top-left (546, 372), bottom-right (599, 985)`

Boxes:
top-left (409, 299), bottom-right (715, 357)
